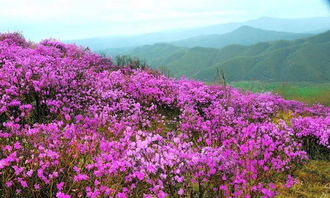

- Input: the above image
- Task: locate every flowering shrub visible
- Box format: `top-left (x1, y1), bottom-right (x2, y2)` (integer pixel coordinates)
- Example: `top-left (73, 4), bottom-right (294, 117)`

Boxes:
top-left (291, 116), bottom-right (330, 160)
top-left (0, 33), bottom-right (329, 197)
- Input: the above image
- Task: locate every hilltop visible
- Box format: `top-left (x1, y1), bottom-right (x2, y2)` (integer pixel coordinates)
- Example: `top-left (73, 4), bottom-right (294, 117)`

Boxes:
top-left (0, 33), bottom-right (329, 197)
top-left (171, 26), bottom-right (311, 48)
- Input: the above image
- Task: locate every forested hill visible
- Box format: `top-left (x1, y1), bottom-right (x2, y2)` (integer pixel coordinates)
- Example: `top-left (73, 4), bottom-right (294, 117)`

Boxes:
top-left (128, 30), bottom-right (330, 82)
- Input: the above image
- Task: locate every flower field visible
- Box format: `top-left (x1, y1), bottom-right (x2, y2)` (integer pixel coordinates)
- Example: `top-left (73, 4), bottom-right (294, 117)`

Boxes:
top-left (0, 33), bottom-right (329, 197)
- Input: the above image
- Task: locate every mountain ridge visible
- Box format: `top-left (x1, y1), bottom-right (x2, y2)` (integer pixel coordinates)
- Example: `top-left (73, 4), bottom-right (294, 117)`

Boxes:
top-left (67, 16), bottom-right (330, 50)
top-left (128, 30), bottom-right (330, 82)
top-left (170, 25), bottom-right (312, 48)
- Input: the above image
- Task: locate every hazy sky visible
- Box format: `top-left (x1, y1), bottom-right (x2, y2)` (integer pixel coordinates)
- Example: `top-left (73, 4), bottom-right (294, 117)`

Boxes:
top-left (0, 0), bottom-right (329, 41)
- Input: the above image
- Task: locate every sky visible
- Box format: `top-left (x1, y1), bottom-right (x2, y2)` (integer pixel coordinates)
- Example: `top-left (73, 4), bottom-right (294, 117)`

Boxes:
top-left (0, 0), bottom-right (329, 41)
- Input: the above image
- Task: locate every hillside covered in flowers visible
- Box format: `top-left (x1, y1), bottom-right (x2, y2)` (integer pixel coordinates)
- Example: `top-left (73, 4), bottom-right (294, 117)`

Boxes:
top-left (0, 33), bottom-right (329, 198)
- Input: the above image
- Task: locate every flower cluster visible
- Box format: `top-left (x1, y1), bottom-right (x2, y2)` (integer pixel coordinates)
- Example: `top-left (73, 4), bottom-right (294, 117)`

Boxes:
top-left (292, 116), bottom-right (330, 148)
top-left (0, 33), bottom-right (329, 197)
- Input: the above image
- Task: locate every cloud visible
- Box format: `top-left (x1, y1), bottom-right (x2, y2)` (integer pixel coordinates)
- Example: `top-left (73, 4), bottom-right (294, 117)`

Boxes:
top-left (0, 0), bottom-right (241, 22)
top-left (0, 0), bottom-right (329, 41)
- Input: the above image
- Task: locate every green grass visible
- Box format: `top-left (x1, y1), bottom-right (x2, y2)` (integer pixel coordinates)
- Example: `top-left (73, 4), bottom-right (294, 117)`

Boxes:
top-left (277, 160), bottom-right (330, 198)
top-left (230, 81), bottom-right (330, 106)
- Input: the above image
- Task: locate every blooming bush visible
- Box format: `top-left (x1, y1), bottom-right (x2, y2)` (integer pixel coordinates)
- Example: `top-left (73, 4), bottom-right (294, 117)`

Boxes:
top-left (0, 33), bottom-right (329, 197)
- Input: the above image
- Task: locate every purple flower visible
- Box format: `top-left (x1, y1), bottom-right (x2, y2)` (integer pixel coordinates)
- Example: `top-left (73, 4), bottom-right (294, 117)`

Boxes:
top-left (5, 181), bottom-right (13, 187)
top-left (13, 141), bottom-right (21, 150)
top-left (157, 191), bottom-right (167, 198)
top-left (135, 171), bottom-right (145, 181)
top-left (57, 182), bottom-right (64, 190)
top-left (73, 174), bottom-right (89, 182)
top-left (34, 184), bottom-right (41, 190)
top-left (178, 188), bottom-right (184, 195)
top-left (56, 192), bottom-right (71, 198)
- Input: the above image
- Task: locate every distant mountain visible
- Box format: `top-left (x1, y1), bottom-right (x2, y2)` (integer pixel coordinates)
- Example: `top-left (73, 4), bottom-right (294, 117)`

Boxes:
top-left (128, 31), bottom-right (330, 82)
top-left (171, 26), bottom-right (312, 48)
top-left (128, 43), bottom-right (186, 66)
top-left (98, 47), bottom-right (133, 57)
top-left (244, 16), bottom-right (330, 33)
top-left (67, 16), bottom-right (330, 50)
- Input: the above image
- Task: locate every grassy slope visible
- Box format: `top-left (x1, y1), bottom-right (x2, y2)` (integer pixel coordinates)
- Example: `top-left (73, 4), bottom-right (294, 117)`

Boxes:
top-left (229, 81), bottom-right (330, 106)
top-left (277, 160), bottom-right (330, 198)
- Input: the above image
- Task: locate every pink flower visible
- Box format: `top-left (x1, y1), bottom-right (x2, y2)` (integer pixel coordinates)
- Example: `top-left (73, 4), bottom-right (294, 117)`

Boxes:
top-left (56, 192), bottom-right (71, 198)
top-left (135, 171), bottom-right (145, 180)
top-left (73, 173), bottom-right (89, 182)
top-left (57, 182), bottom-right (64, 190)
top-left (117, 192), bottom-right (127, 198)
top-left (284, 175), bottom-right (296, 188)
top-left (157, 191), bottom-right (167, 198)
top-left (27, 169), bottom-right (33, 177)
top-left (143, 194), bottom-right (153, 198)
top-left (0, 159), bottom-right (7, 169)
top-left (3, 145), bottom-right (12, 152)
top-left (16, 189), bottom-right (21, 194)
top-left (147, 164), bottom-right (156, 173)
top-left (18, 177), bottom-right (28, 188)
top-left (34, 184), bottom-right (41, 190)
top-left (5, 181), bottom-right (13, 187)
top-left (269, 183), bottom-right (276, 189)
top-left (64, 114), bottom-right (71, 121)
top-left (13, 141), bottom-right (21, 150)
top-left (21, 180), bottom-right (28, 188)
